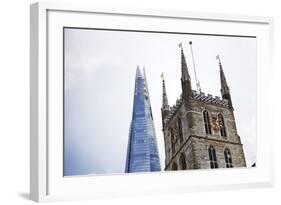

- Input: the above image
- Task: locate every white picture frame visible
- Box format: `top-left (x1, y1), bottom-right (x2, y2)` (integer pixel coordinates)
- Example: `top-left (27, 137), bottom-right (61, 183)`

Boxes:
top-left (30, 2), bottom-right (274, 202)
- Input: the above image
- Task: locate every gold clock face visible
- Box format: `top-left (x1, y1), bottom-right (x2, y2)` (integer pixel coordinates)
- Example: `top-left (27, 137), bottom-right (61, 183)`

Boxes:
top-left (210, 113), bottom-right (223, 131)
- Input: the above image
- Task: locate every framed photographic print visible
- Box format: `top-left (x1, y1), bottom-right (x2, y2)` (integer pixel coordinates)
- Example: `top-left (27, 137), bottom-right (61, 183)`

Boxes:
top-left (30, 2), bottom-right (274, 202)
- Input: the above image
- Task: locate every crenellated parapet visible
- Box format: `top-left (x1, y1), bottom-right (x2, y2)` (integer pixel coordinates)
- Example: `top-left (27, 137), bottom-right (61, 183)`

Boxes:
top-left (163, 96), bottom-right (183, 125)
top-left (163, 90), bottom-right (229, 126)
top-left (191, 90), bottom-right (229, 107)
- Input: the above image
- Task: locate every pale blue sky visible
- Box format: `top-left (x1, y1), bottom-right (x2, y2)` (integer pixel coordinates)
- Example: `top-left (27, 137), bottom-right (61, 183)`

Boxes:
top-left (64, 28), bottom-right (256, 176)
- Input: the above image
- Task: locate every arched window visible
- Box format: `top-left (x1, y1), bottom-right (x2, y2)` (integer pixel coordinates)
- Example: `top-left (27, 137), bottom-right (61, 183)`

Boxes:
top-left (178, 118), bottom-right (183, 143)
top-left (224, 148), bottom-right (233, 168)
top-left (208, 145), bottom-right (218, 168)
top-left (180, 153), bottom-right (187, 170)
top-left (218, 113), bottom-right (226, 137)
top-left (203, 110), bottom-right (212, 134)
top-left (172, 162), bottom-right (178, 171)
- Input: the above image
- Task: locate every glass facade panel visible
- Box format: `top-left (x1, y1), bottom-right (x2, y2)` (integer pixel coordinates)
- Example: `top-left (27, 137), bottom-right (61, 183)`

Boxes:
top-left (125, 67), bottom-right (161, 173)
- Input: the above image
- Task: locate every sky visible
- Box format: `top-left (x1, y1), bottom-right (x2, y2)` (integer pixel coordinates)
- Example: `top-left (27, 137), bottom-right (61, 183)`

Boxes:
top-left (64, 28), bottom-right (257, 176)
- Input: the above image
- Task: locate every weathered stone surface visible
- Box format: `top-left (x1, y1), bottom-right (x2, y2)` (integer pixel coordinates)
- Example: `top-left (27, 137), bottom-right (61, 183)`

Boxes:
top-left (163, 96), bottom-right (247, 171)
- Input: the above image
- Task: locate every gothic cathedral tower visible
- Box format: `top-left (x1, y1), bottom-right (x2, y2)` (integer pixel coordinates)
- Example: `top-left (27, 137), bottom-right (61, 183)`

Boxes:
top-left (161, 46), bottom-right (246, 170)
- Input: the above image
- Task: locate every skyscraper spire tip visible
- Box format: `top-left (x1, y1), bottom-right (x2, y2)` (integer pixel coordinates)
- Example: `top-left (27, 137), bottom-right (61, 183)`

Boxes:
top-left (136, 65), bottom-right (142, 78)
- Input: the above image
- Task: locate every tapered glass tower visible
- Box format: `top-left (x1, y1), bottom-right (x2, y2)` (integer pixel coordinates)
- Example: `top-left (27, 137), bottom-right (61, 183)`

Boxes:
top-left (125, 67), bottom-right (161, 173)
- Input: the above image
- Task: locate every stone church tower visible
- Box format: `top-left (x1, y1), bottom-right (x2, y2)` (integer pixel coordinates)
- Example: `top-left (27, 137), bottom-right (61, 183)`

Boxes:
top-left (161, 45), bottom-right (246, 170)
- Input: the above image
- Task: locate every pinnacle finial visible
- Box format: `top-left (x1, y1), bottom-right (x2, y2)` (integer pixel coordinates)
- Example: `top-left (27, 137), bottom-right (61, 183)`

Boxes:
top-left (217, 55), bottom-right (227, 87)
top-left (216, 54), bottom-right (221, 62)
top-left (217, 55), bottom-right (233, 108)
top-left (178, 42), bottom-right (183, 49)
top-left (179, 43), bottom-right (190, 81)
top-left (161, 73), bottom-right (169, 111)
top-left (160, 72), bottom-right (164, 80)
top-left (216, 55), bottom-right (222, 67)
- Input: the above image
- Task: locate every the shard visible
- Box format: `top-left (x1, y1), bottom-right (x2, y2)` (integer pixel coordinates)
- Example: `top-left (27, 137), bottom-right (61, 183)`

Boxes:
top-left (125, 66), bottom-right (161, 173)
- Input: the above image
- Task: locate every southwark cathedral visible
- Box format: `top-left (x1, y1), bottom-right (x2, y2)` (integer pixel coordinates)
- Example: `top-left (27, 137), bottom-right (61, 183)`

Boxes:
top-left (161, 44), bottom-right (246, 170)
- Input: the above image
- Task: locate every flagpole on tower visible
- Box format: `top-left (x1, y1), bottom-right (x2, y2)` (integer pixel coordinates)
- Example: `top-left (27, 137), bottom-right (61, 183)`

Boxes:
top-left (189, 41), bottom-right (201, 92)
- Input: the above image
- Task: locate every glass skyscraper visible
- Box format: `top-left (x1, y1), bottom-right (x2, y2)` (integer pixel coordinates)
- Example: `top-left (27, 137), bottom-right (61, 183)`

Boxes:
top-left (125, 67), bottom-right (161, 173)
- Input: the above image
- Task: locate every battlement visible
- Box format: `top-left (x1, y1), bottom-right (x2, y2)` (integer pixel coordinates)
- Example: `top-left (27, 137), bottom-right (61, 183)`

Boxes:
top-left (163, 90), bottom-right (229, 125)
top-left (191, 90), bottom-right (229, 107)
top-left (163, 96), bottom-right (183, 124)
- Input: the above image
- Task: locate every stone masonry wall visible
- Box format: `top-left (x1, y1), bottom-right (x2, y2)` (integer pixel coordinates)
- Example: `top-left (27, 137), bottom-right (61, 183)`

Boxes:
top-left (164, 97), bottom-right (247, 170)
